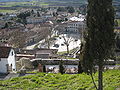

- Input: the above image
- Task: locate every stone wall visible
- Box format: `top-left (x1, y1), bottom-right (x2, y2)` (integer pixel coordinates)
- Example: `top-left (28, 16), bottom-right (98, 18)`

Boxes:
top-left (31, 59), bottom-right (80, 67)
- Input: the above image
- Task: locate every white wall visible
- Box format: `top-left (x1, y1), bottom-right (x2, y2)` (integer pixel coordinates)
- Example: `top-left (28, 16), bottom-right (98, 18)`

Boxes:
top-left (8, 49), bottom-right (16, 71)
top-left (64, 65), bottom-right (78, 69)
top-left (66, 21), bottom-right (84, 33)
top-left (0, 58), bottom-right (8, 73)
top-left (27, 17), bottom-right (43, 24)
top-left (46, 65), bottom-right (59, 69)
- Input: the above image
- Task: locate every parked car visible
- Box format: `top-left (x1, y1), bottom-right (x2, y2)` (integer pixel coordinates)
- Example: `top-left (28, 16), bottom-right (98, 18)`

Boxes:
top-left (75, 39), bottom-right (78, 41)
top-left (53, 44), bottom-right (59, 48)
top-left (61, 44), bottom-right (64, 46)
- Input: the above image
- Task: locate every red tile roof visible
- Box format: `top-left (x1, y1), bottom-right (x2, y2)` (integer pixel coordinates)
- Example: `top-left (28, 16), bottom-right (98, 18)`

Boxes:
top-left (0, 46), bottom-right (12, 58)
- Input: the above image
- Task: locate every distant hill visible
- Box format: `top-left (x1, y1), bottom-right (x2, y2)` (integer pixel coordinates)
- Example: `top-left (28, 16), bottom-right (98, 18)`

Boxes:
top-left (0, 0), bottom-right (84, 2)
top-left (0, 0), bottom-right (120, 2)
top-left (0, 0), bottom-right (32, 2)
top-left (0, 0), bottom-right (119, 2)
top-left (0, 0), bottom-right (119, 4)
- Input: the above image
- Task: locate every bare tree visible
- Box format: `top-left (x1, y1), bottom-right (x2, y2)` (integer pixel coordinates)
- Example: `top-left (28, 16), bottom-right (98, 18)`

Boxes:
top-left (62, 34), bottom-right (74, 54)
top-left (45, 24), bottom-right (59, 49)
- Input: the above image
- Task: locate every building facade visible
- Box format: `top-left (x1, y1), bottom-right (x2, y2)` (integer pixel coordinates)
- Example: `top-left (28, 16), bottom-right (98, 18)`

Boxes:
top-left (0, 47), bottom-right (16, 73)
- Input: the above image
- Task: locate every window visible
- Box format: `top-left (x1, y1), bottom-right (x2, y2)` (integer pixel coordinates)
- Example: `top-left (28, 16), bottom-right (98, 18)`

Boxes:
top-left (11, 51), bottom-right (14, 56)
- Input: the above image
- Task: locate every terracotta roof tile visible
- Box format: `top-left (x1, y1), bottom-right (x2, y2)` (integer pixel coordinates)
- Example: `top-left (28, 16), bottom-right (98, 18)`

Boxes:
top-left (0, 46), bottom-right (12, 58)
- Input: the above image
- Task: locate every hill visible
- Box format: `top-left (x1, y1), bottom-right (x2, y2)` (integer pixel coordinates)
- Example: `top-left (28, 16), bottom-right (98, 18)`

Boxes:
top-left (1, 0), bottom-right (81, 2)
top-left (0, 70), bottom-right (120, 90)
top-left (0, 0), bottom-right (120, 7)
top-left (0, 0), bottom-right (120, 2)
top-left (0, 0), bottom-right (85, 7)
top-left (0, 0), bottom-right (32, 2)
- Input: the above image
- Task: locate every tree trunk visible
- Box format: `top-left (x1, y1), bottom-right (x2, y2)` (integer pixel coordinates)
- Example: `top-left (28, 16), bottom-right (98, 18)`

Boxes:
top-left (43, 65), bottom-right (46, 72)
top-left (90, 72), bottom-right (98, 90)
top-left (78, 61), bottom-right (83, 73)
top-left (98, 64), bottom-right (103, 90)
top-left (48, 40), bottom-right (50, 49)
top-left (67, 45), bottom-right (69, 54)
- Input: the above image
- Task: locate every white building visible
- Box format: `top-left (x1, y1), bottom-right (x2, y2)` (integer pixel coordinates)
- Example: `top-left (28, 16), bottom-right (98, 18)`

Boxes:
top-left (26, 17), bottom-right (46, 24)
top-left (0, 46), bottom-right (16, 73)
top-left (58, 15), bottom-right (86, 35)
top-left (42, 13), bottom-right (53, 19)
top-left (69, 16), bottom-right (85, 22)
top-left (65, 21), bottom-right (85, 34)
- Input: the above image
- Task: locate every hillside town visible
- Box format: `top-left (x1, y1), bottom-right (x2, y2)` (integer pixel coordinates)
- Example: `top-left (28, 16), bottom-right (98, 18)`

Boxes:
top-left (0, 6), bottom-right (85, 70)
top-left (0, 3), bottom-right (120, 81)
top-left (0, 0), bottom-right (120, 90)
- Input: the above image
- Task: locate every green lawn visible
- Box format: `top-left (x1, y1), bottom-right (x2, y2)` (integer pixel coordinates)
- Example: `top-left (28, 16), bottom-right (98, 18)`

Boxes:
top-left (0, 1), bottom-right (48, 8)
top-left (0, 10), bottom-right (16, 13)
top-left (0, 2), bottom-right (35, 7)
top-left (0, 70), bottom-right (120, 90)
top-left (0, 1), bottom-right (49, 13)
top-left (57, 51), bottom-right (67, 55)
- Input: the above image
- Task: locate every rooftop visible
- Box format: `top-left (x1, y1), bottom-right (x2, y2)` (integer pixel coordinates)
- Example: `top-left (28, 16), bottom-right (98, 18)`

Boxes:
top-left (69, 16), bottom-right (85, 22)
top-left (0, 46), bottom-right (12, 58)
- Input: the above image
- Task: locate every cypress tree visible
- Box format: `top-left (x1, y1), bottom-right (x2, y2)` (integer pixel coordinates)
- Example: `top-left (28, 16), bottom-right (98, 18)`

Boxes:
top-left (59, 60), bottom-right (65, 74)
top-left (83, 0), bottom-right (115, 90)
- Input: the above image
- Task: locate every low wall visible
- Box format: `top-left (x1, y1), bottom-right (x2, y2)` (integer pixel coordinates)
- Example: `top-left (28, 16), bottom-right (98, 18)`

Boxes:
top-left (31, 59), bottom-right (80, 66)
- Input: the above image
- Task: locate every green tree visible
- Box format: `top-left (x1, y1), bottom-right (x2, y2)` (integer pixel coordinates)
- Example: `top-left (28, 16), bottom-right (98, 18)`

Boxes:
top-left (65, 18), bottom-right (68, 21)
top-left (31, 9), bottom-right (34, 14)
top-left (116, 36), bottom-right (120, 49)
top-left (114, 20), bottom-right (118, 27)
top-left (67, 6), bottom-right (75, 13)
top-left (37, 11), bottom-right (40, 17)
top-left (57, 7), bottom-right (66, 12)
top-left (0, 13), bottom-right (3, 16)
top-left (82, 0), bottom-right (115, 90)
top-left (17, 11), bottom-right (30, 25)
top-left (4, 22), bottom-right (9, 28)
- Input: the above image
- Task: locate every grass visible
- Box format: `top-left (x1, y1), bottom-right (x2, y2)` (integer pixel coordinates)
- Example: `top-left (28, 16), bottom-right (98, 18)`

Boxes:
top-left (0, 0), bottom-right (85, 8)
top-left (58, 51), bottom-right (67, 55)
top-left (0, 1), bottom-right (49, 8)
top-left (0, 1), bottom-right (34, 13)
top-left (39, 2), bottom-right (49, 6)
top-left (0, 70), bottom-right (120, 90)
top-left (0, 10), bottom-right (16, 13)
top-left (0, 2), bottom-right (30, 7)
